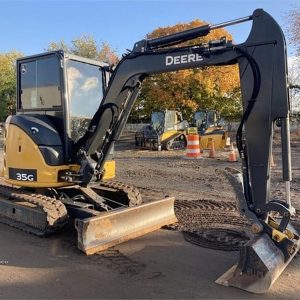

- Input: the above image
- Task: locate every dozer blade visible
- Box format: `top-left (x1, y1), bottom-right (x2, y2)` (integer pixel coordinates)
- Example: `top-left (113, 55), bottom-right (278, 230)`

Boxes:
top-left (75, 197), bottom-right (177, 255)
top-left (216, 233), bottom-right (300, 293)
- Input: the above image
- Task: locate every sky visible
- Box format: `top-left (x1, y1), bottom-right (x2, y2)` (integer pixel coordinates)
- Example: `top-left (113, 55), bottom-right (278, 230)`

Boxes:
top-left (0, 0), bottom-right (299, 58)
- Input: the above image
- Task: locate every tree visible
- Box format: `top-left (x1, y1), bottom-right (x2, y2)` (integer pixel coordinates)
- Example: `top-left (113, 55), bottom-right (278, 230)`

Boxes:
top-left (288, 56), bottom-right (300, 111)
top-left (47, 35), bottom-right (119, 65)
top-left (287, 8), bottom-right (300, 56)
top-left (0, 51), bottom-right (22, 121)
top-left (133, 20), bottom-right (241, 122)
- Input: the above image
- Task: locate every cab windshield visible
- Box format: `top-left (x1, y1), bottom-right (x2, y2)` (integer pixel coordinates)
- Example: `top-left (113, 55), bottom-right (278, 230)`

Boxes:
top-left (194, 111), bottom-right (206, 127)
top-left (151, 112), bottom-right (164, 131)
top-left (207, 111), bottom-right (216, 126)
top-left (66, 59), bottom-right (104, 141)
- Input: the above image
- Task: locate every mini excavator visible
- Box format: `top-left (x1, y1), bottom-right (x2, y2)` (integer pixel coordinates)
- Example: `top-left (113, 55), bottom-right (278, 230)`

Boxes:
top-left (0, 9), bottom-right (298, 294)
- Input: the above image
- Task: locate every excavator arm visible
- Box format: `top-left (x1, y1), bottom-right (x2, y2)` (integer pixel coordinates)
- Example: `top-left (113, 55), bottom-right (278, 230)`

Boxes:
top-left (78, 9), bottom-right (291, 215)
top-left (74, 9), bottom-right (299, 293)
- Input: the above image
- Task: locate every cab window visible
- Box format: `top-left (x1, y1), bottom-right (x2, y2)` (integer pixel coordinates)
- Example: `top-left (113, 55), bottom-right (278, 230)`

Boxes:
top-left (66, 59), bottom-right (104, 142)
top-left (19, 55), bottom-right (61, 110)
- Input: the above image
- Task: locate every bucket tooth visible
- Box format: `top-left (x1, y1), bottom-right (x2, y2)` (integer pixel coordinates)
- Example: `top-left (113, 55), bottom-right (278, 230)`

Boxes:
top-left (75, 197), bottom-right (177, 255)
top-left (216, 233), bottom-right (300, 293)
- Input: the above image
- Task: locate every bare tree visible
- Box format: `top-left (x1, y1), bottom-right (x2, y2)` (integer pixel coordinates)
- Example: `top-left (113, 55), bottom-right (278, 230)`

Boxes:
top-left (288, 56), bottom-right (300, 111)
top-left (287, 8), bottom-right (300, 56)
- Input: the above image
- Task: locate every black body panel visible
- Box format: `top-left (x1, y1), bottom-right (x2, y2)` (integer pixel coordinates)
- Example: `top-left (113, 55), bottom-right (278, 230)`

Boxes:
top-left (9, 114), bottom-right (64, 166)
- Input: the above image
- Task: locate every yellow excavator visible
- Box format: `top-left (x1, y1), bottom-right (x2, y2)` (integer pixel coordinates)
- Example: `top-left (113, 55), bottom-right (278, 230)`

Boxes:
top-left (193, 109), bottom-right (228, 149)
top-left (0, 53), bottom-right (175, 253)
top-left (135, 110), bottom-right (189, 150)
top-left (0, 9), bottom-right (299, 294)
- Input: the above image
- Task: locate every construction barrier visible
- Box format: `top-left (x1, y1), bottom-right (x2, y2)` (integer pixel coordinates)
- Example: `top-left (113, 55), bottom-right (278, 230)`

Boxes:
top-left (185, 134), bottom-right (201, 159)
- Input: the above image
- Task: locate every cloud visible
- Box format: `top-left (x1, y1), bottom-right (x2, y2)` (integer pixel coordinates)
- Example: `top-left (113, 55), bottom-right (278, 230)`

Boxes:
top-left (67, 67), bottom-right (83, 98)
top-left (68, 67), bottom-right (82, 80)
top-left (80, 77), bottom-right (99, 91)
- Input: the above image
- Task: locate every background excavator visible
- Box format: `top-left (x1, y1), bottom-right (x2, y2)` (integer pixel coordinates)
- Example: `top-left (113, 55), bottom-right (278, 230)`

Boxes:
top-left (0, 9), bottom-right (298, 294)
top-left (135, 110), bottom-right (189, 150)
top-left (192, 109), bottom-right (228, 149)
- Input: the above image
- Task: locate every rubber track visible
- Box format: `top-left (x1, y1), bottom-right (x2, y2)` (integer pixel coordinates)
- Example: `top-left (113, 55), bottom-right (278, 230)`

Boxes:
top-left (99, 180), bottom-right (143, 206)
top-left (164, 134), bottom-right (186, 151)
top-left (0, 183), bottom-right (68, 236)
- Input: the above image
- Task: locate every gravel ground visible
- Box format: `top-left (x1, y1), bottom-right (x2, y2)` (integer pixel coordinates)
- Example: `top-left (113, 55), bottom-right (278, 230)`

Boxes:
top-left (115, 131), bottom-right (300, 209)
top-left (114, 132), bottom-right (300, 251)
top-left (0, 132), bottom-right (300, 298)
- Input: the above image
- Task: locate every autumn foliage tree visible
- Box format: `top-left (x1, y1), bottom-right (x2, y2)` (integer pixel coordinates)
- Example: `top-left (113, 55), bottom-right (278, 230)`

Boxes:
top-left (0, 51), bottom-right (22, 121)
top-left (132, 20), bottom-right (241, 122)
top-left (47, 35), bottom-right (119, 65)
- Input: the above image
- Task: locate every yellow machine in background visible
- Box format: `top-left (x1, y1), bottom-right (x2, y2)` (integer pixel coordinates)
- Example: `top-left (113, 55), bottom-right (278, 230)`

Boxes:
top-left (135, 110), bottom-right (189, 150)
top-left (192, 110), bottom-right (228, 150)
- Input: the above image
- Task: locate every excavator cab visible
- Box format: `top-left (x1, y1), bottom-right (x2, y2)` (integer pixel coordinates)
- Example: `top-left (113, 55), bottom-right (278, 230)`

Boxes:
top-left (192, 109), bottom-right (228, 149)
top-left (15, 52), bottom-right (110, 166)
top-left (5, 52), bottom-right (115, 183)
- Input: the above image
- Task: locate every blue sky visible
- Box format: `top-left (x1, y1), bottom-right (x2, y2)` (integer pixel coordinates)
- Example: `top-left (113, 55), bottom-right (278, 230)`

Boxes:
top-left (0, 0), bottom-right (299, 57)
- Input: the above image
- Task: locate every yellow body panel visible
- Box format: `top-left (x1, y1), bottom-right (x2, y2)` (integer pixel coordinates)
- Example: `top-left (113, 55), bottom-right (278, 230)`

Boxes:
top-left (200, 131), bottom-right (227, 150)
top-left (161, 130), bottom-right (184, 143)
top-left (3, 124), bottom-right (115, 187)
top-left (3, 124), bottom-right (78, 187)
top-left (102, 160), bottom-right (115, 180)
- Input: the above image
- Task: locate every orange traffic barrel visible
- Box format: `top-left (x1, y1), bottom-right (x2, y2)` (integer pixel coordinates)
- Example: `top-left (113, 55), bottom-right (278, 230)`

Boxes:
top-left (185, 134), bottom-right (201, 159)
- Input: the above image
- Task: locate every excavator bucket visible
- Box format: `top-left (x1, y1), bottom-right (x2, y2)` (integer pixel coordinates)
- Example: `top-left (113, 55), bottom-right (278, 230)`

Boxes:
top-left (75, 197), bottom-right (177, 255)
top-left (215, 167), bottom-right (300, 293)
top-left (216, 233), bottom-right (300, 293)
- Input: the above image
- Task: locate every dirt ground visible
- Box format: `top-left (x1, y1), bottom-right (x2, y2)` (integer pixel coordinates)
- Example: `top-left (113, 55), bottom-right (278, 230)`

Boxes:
top-left (0, 132), bottom-right (300, 299)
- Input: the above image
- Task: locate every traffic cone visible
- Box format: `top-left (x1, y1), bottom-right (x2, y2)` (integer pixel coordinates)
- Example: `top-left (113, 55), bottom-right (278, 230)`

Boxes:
top-left (228, 143), bottom-right (238, 162)
top-left (198, 135), bottom-right (204, 153)
top-left (209, 139), bottom-right (217, 158)
top-left (225, 137), bottom-right (231, 147)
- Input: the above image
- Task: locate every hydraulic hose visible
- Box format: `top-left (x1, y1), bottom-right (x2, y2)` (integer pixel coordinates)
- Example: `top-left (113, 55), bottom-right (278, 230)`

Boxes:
top-left (234, 46), bottom-right (261, 206)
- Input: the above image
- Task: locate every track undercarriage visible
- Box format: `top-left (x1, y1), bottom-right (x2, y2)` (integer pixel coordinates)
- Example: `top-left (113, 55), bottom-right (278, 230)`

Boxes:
top-left (0, 180), bottom-right (177, 254)
top-left (136, 133), bottom-right (187, 151)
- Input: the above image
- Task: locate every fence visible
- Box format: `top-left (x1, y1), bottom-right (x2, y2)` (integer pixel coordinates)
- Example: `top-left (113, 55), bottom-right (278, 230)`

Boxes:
top-left (123, 122), bottom-right (300, 134)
